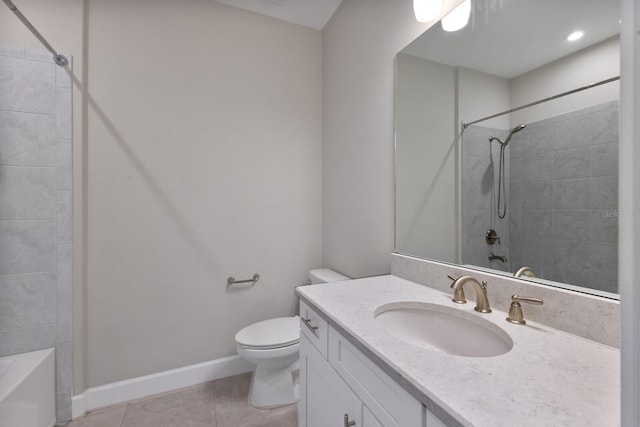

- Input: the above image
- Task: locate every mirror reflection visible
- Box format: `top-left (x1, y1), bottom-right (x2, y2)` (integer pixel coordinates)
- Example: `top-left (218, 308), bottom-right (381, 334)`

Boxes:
top-left (395, 0), bottom-right (620, 297)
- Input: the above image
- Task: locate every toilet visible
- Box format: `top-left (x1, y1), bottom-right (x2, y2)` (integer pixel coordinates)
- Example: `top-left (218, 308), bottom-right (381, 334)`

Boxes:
top-left (235, 268), bottom-right (349, 408)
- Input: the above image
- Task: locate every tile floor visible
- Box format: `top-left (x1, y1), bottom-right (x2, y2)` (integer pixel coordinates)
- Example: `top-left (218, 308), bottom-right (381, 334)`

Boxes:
top-left (65, 373), bottom-right (298, 427)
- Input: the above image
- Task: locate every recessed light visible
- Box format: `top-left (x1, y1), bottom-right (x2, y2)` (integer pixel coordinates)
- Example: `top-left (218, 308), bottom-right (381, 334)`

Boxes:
top-left (567, 31), bottom-right (584, 41)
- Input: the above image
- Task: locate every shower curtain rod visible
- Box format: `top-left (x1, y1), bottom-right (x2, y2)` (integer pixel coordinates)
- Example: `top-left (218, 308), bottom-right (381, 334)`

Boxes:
top-left (2, 0), bottom-right (68, 66)
top-left (462, 75), bottom-right (620, 128)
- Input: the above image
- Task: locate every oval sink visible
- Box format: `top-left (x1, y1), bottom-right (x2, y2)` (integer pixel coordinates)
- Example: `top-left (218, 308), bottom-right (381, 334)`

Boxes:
top-left (373, 302), bottom-right (513, 357)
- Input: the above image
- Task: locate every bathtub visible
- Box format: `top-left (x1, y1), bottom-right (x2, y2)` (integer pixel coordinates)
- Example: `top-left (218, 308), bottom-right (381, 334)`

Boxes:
top-left (0, 348), bottom-right (56, 427)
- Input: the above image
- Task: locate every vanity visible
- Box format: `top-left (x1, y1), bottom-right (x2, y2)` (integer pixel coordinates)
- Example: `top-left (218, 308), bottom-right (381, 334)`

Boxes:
top-left (295, 274), bottom-right (619, 427)
top-left (297, 1), bottom-right (622, 424)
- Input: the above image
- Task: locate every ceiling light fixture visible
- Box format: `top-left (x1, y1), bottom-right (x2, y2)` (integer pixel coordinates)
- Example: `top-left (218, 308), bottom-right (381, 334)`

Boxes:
top-left (567, 31), bottom-right (584, 41)
top-left (413, 0), bottom-right (442, 23)
top-left (441, 0), bottom-right (471, 32)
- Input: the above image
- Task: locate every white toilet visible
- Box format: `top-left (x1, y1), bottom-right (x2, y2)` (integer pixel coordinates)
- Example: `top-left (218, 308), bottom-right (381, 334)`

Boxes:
top-left (235, 268), bottom-right (349, 408)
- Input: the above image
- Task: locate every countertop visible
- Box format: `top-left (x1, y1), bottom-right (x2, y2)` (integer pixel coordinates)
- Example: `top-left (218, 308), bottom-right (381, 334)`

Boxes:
top-left (295, 275), bottom-right (619, 427)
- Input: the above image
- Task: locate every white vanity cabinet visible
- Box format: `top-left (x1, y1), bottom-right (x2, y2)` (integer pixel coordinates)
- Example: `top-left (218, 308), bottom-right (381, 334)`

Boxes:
top-left (300, 334), bottom-right (371, 427)
top-left (299, 301), bottom-right (444, 427)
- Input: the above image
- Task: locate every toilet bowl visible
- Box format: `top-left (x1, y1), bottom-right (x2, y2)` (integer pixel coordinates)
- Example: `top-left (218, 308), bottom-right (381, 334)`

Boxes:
top-left (234, 269), bottom-right (349, 408)
top-left (236, 316), bottom-right (300, 408)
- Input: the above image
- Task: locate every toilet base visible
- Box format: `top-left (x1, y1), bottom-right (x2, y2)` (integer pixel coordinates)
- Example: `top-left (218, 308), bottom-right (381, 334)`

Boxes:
top-left (248, 359), bottom-right (300, 409)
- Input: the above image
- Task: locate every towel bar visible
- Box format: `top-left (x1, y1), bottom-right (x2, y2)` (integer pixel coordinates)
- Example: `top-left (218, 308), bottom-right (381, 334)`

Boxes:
top-left (227, 274), bottom-right (260, 285)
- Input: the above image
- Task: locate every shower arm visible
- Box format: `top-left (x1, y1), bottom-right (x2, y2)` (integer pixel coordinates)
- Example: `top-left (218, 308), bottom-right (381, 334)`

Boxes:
top-left (2, 0), bottom-right (68, 66)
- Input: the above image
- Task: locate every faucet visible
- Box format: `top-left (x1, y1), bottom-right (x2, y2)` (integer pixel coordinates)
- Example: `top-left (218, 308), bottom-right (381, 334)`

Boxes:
top-left (514, 266), bottom-right (536, 278)
top-left (488, 252), bottom-right (507, 263)
top-left (448, 275), bottom-right (492, 313)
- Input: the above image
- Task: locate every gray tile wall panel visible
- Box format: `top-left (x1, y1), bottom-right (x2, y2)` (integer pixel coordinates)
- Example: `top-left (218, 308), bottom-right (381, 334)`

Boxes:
top-left (0, 273), bottom-right (56, 330)
top-left (462, 102), bottom-right (618, 293)
top-left (0, 111), bottom-right (56, 166)
top-left (0, 56), bottom-right (55, 114)
top-left (0, 49), bottom-right (73, 423)
top-left (0, 220), bottom-right (56, 275)
top-left (0, 166), bottom-right (56, 219)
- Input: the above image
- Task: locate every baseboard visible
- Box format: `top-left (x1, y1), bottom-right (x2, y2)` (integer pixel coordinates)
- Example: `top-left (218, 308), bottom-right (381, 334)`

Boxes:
top-left (71, 355), bottom-right (252, 418)
top-left (71, 394), bottom-right (87, 419)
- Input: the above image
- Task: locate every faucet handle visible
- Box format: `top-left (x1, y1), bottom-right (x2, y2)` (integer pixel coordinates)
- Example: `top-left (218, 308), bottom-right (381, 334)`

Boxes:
top-left (506, 294), bottom-right (544, 325)
top-left (447, 275), bottom-right (466, 304)
top-left (475, 280), bottom-right (491, 313)
top-left (512, 295), bottom-right (543, 305)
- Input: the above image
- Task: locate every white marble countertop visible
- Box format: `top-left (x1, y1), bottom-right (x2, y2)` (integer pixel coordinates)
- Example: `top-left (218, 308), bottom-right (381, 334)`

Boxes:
top-left (296, 275), bottom-right (619, 427)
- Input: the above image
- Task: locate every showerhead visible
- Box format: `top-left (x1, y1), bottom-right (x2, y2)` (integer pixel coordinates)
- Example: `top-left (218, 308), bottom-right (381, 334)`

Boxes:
top-left (512, 123), bottom-right (526, 133)
top-left (503, 123), bottom-right (526, 146)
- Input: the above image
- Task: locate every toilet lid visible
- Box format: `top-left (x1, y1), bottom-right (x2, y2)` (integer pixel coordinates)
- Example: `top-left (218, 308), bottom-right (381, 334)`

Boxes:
top-left (235, 316), bottom-right (300, 349)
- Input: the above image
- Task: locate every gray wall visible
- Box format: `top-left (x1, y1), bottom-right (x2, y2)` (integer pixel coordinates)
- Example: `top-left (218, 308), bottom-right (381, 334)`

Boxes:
top-left (395, 53), bottom-right (457, 263)
top-left (460, 102), bottom-right (619, 293)
top-left (321, 0), bottom-right (461, 278)
top-left (0, 47), bottom-right (73, 423)
top-left (460, 125), bottom-right (510, 272)
top-left (509, 101), bottom-right (619, 293)
top-left (85, 1), bottom-right (322, 388)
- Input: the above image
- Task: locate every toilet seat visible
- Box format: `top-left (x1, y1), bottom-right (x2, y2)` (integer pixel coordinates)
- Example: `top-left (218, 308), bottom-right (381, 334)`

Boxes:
top-left (235, 316), bottom-right (300, 350)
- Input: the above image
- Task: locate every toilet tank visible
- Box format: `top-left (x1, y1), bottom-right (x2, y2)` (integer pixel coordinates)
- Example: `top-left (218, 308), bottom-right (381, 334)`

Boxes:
top-left (308, 268), bottom-right (350, 284)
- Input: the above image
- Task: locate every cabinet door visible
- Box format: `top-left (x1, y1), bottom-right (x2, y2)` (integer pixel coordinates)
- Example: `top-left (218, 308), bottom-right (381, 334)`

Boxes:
top-left (363, 406), bottom-right (384, 427)
top-left (328, 327), bottom-right (424, 426)
top-left (300, 334), bottom-right (361, 427)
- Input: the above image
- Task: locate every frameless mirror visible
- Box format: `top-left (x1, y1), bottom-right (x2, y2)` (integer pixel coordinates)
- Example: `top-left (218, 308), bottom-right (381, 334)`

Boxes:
top-left (395, 0), bottom-right (620, 298)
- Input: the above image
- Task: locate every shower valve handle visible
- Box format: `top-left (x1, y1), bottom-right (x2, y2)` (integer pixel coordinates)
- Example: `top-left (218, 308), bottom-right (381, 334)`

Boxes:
top-left (485, 229), bottom-right (500, 245)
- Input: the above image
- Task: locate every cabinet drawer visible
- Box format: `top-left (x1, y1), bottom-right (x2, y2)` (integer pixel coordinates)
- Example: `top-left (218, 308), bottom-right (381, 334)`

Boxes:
top-left (300, 300), bottom-right (329, 359)
top-left (329, 326), bottom-right (423, 427)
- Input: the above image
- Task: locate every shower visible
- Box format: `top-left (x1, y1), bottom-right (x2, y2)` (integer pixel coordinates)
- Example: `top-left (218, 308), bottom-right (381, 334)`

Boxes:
top-left (489, 124), bottom-right (526, 219)
top-left (490, 123), bottom-right (526, 147)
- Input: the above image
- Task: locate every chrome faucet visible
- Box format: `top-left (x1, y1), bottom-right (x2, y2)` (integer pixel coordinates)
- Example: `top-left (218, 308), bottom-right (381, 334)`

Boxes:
top-left (448, 275), bottom-right (492, 313)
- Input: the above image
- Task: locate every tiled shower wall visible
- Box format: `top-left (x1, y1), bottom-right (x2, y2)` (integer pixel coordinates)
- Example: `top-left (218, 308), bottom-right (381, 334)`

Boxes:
top-left (0, 46), bottom-right (72, 422)
top-left (509, 101), bottom-right (618, 293)
top-left (461, 101), bottom-right (618, 294)
top-left (461, 125), bottom-right (511, 272)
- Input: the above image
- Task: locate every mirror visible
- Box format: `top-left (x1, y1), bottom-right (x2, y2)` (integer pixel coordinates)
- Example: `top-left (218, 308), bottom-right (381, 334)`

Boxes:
top-left (395, 0), bottom-right (620, 297)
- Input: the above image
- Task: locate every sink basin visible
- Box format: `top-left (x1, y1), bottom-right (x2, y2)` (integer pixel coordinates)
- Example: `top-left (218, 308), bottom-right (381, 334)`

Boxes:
top-left (373, 302), bottom-right (513, 357)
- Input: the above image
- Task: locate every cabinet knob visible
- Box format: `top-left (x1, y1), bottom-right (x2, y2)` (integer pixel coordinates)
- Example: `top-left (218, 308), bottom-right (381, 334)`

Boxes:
top-left (344, 414), bottom-right (356, 427)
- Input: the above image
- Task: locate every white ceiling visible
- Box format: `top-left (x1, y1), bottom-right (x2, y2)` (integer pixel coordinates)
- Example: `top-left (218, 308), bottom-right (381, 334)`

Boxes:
top-left (402, 0), bottom-right (620, 79)
top-left (214, 0), bottom-right (343, 30)
top-left (215, 0), bottom-right (620, 77)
